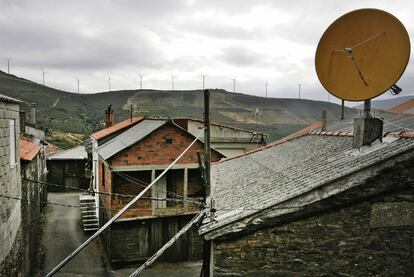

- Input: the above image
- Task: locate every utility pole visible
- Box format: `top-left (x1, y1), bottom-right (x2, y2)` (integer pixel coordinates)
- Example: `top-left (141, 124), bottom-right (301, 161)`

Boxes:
top-left (232, 77), bottom-right (236, 93)
top-left (4, 58), bottom-right (11, 74)
top-left (139, 74), bottom-right (143, 90)
top-left (298, 83), bottom-right (301, 100)
top-left (201, 89), bottom-right (211, 277)
top-left (201, 75), bottom-right (207, 90)
top-left (108, 75), bottom-right (111, 92)
top-left (265, 81), bottom-right (269, 97)
top-left (171, 75), bottom-right (176, 91)
top-left (41, 69), bottom-right (47, 85)
top-left (76, 78), bottom-right (80, 93)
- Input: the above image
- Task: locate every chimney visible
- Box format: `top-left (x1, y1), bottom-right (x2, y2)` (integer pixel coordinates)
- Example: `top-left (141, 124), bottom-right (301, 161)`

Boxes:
top-left (321, 110), bottom-right (327, 131)
top-left (30, 107), bottom-right (37, 125)
top-left (353, 100), bottom-right (383, 148)
top-left (104, 104), bottom-right (114, 128)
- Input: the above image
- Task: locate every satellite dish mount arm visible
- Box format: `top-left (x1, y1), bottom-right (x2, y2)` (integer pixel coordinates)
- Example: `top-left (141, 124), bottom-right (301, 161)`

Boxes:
top-left (363, 99), bottom-right (371, 118)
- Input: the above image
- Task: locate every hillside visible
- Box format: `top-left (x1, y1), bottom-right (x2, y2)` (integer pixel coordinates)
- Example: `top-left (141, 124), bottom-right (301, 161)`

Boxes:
top-left (0, 70), bottom-right (357, 148)
top-left (353, 95), bottom-right (414, 110)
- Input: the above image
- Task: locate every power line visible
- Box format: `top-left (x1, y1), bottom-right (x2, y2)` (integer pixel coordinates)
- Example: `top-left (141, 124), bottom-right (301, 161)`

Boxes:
top-left (113, 171), bottom-right (203, 206)
top-left (0, 193), bottom-right (149, 213)
top-left (46, 128), bottom-right (205, 277)
top-left (23, 178), bottom-right (200, 206)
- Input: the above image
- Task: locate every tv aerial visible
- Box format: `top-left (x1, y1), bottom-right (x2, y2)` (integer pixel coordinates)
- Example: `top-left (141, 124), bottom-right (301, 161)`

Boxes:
top-left (315, 8), bottom-right (410, 113)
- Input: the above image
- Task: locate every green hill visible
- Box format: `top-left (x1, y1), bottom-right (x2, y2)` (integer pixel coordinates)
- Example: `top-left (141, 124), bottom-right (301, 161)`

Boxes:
top-left (0, 70), bottom-right (357, 148)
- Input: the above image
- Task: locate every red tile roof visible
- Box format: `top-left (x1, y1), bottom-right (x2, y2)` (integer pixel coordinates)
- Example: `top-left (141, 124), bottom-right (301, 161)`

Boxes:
top-left (388, 99), bottom-right (414, 114)
top-left (91, 116), bottom-right (144, 140)
top-left (45, 143), bottom-right (62, 156)
top-left (20, 136), bottom-right (41, 161)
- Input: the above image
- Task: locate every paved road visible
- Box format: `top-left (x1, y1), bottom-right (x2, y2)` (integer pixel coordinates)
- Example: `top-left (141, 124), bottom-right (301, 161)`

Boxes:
top-left (39, 192), bottom-right (202, 277)
top-left (40, 192), bottom-right (112, 277)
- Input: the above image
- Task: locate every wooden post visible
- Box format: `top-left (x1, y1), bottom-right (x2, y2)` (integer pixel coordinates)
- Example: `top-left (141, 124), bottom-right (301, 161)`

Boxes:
top-left (201, 89), bottom-right (211, 277)
top-left (321, 110), bottom-right (327, 131)
top-left (183, 168), bottom-right (188, 210)
top-left (151, 169), bottom-right (156, 214)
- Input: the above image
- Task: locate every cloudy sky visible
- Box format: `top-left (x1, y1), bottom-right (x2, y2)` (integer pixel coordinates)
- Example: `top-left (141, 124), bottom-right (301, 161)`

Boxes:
top-left (1, 0), bottom-right (413, 105)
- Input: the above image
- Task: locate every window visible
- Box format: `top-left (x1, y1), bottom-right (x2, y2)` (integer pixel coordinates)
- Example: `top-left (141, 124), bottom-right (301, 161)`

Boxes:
top-left (9, 119), bottom-right (16, 168)
top-left (101, 162), bottom-right (105, 187)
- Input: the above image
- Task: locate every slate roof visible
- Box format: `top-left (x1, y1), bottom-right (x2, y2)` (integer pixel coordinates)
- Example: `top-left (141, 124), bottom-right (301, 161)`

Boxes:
top-left (91, 116), bottom-right (144, 141)
top-left (48, 145), bottom-right (87, 160)
top-left (0, 93), bottom-right (22, 104)
top-left (201, 112), bottom-right (414, 235)
top-left (20, 136), bottom-right (40, 161)
top-left (96, 119), bottom-right (167, 160)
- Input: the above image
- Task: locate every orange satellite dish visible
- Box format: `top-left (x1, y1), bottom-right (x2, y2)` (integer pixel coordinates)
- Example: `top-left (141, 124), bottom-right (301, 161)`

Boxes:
top-left (315, 9), bottom-right (410, 101)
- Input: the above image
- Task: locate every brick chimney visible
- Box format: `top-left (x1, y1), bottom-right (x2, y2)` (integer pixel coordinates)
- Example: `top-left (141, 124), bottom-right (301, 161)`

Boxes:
top-left (104, 104), bottom-right (114, 128)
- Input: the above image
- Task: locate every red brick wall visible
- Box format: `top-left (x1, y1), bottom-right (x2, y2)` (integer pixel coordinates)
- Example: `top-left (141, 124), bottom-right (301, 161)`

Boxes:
top-left (110, 123), bottom-right (222, 167)
top-left (98, 159), bottom-right (113, 216)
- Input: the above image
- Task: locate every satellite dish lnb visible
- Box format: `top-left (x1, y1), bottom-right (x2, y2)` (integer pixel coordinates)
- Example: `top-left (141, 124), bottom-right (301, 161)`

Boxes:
top-left (315, 9), bottom-right (410, 101)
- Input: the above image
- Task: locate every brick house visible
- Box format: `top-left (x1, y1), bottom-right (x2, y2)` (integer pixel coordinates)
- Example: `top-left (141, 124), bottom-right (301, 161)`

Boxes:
top-left (94, 118), bottom-right (223, 264)
top-left (200, 111), bottom-right (414, 276)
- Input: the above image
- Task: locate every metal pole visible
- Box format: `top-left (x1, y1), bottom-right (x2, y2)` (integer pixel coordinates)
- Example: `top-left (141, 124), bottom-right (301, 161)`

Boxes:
top-left (341, 99), bottom-right (345, 120)
top-left (139, 75), bottom-right (143, 90)
top-left (202, 75), bottom-right (206, 90)
top-left (363, 99), bottom-right (371, 118)
top-left (201, 89), bottom-right (211, 277)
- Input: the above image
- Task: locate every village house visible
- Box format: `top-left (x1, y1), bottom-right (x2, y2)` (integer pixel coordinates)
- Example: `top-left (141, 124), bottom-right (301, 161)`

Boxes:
top-left (94, 117), bottom-right (224, 264)
top-left (199, 111), bottom-right (414, 276)
top-left (0, 94), bottom-right (46, 275)
top-left (173, 117), bottom-right (267, 157)
top-left (47, 145), bottom-right (89, 191)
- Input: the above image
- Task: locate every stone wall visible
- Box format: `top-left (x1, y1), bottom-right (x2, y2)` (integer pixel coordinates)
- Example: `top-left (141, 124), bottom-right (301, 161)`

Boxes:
top-left (21, 154), bottom-right (47, 274)
top-left (0, 101), bottom-right (22, 276)
top-left (213, 156), bottom-right (414, 277)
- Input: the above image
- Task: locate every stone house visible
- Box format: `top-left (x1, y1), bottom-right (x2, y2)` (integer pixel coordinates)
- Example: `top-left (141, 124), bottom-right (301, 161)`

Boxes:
top-left (20, 133), bottom-right (47, 273)
top-left (0, 94), bottom-right (23, 275)
top-left (47, 145), bottom-right (88, 191)
top-left (173, 117), bottom-right (267, 157)
top-left (199, 111), bottom-right (414, 276)
top-left (94, 118), bottom-right (224, 264)
top-left (0, 94), bottom-right (47, 275)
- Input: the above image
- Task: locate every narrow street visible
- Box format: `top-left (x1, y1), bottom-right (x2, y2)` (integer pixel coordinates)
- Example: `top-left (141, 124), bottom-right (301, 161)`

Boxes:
top-left (38, 192), bottom-right (202, 276)
top-left (39, 192), bottom-right (112, 276)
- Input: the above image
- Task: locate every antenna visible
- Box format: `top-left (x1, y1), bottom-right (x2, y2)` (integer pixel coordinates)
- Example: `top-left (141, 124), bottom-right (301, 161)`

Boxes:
top-left (139, 74), bottom-right (143, 90)
top-left (265, 81), bottom-right (269, 97)
top-left (201, 74), bottom-right (207, 90)
top-left (76, 78), bottom-right (80, 93)
top-left (298, 83), bottom-right (302, 100)
top-left (171, 75), bottom-right (176, 91)
top-left (41, 69), bottom-right (48, 85)
top-left (231, 77), bottom-right (236, 93)
top-left (4, 57), bottom-right (12, 74)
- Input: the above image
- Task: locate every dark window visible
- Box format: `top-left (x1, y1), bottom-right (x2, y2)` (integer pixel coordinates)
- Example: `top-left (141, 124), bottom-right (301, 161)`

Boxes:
top-left (101, 162), bottom-right (105, 187)
top-left (165, 138), bottom-right (173, 144)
